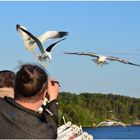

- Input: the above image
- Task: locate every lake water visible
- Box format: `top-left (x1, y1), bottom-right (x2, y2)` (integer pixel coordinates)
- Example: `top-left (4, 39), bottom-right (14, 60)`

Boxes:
top-left (83, 126), bottom-right (140, 139)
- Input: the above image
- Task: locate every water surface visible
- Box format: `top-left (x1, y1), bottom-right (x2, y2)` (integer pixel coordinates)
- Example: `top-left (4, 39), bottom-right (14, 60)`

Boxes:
top-left (83, 126), bottom-right (140, 139)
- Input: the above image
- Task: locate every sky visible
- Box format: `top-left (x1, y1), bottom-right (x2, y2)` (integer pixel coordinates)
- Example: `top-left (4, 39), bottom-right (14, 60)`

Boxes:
top-left (0, 1), bottom-right (140, 98)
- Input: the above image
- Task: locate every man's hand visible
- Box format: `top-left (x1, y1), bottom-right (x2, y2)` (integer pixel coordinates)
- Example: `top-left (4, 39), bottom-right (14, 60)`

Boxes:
top-left (47, 79), bottom-right (60, 101)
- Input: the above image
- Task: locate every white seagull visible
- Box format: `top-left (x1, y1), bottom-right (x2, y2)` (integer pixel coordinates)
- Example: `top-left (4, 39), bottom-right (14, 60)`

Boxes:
top-left (18, 25), bottom-right (67, 62)
top-left (96, 120), bottom-right (126, 127)
top-left (16, 24), bottom-right (68, 51)
top-left (64, 52), bottom-right (140, 67)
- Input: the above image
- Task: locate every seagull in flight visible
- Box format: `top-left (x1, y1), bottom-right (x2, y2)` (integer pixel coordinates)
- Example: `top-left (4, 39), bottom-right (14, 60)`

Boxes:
top-left (16, 24), bottom-right (68, 51)
top-left (96, 120), bottom-right (126, 127)
top-left (64, 52), bottom-right (140, 67)
top-left (17, 25), bottom-right (67, 62)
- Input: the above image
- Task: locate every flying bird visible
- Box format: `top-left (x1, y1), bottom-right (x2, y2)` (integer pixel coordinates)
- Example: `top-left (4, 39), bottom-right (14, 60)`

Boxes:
top-left (18, 25), bottom-right (67, 62)
top-left (96, 120), bottom-right (126, 127)
top-left (64, 52), bottom-right (140, 67)
top-left (16, 24), bottom-right (68, 51)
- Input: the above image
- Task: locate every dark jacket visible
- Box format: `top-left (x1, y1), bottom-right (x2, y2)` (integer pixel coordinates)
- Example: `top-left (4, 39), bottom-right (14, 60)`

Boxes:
top-left (0, 97), bottom-right (58, 139)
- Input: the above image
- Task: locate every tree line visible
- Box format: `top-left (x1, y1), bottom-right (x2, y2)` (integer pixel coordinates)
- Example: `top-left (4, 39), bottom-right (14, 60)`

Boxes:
top-left (58, 92), bottom-right (140, 126)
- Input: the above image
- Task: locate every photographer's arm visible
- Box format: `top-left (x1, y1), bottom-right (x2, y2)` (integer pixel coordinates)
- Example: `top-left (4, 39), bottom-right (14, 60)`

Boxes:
top-left (42, 79), bottom-right (59, 124)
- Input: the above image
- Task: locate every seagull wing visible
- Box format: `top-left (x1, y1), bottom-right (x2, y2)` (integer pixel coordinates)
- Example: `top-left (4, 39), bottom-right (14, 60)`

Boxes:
top-left (46, 38), bottom-right (66, 52)
top-left (38, 31), bottom-right (68, 44)
top-left (18, 26), bottom-right (46, 54)
top-left (16, 24), bottom-right (35, 46)
top-left (64, 52), bottom-right (99, 58)
top-left (96, 122), bottom-right (107, 127)
top-left (107, 56), bottom-right (140, 67)
top-left (113, 121), bottom-right (126, 127)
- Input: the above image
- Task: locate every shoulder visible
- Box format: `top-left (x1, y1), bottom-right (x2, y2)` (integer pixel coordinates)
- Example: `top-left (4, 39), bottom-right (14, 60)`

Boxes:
top-left (0, 97), bottom-right (7, 104)
top-left (0, 97), bottom-right (14, 109)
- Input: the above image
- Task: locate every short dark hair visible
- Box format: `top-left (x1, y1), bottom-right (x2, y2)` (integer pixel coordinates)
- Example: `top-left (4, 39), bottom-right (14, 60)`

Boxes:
top-left (14, 63), bottom-right (48, 99)
top-left (0, 70), bottom-right (15, 88)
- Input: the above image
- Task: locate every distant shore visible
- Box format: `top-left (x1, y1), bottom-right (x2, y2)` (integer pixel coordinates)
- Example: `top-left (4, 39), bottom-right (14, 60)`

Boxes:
top-left (82, 124), bottom-right (140, 128)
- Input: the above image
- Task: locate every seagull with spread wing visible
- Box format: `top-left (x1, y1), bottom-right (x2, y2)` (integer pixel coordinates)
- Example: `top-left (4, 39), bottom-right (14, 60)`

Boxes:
top-left (16, 24), bottom-right (68, 51)
top-left (64, 52), bottom-right (140, 67)
top-left (96, 120), bottom-right (126, 127)
top-left (17, 25), bottom-right (67, 62)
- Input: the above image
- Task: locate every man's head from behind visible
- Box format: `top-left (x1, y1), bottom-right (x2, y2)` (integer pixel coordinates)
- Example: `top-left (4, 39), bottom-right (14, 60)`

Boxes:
top-left (0, 70), bottom-right (15, 88)
top-left (0, 70), bottom-right (15, 98)
top-left (14, 63), bottom-right (48, 101)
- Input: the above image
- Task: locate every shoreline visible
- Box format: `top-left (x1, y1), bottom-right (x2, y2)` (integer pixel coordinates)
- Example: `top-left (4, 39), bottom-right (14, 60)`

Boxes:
top-left (82, 124), bottom-right (140, 128)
